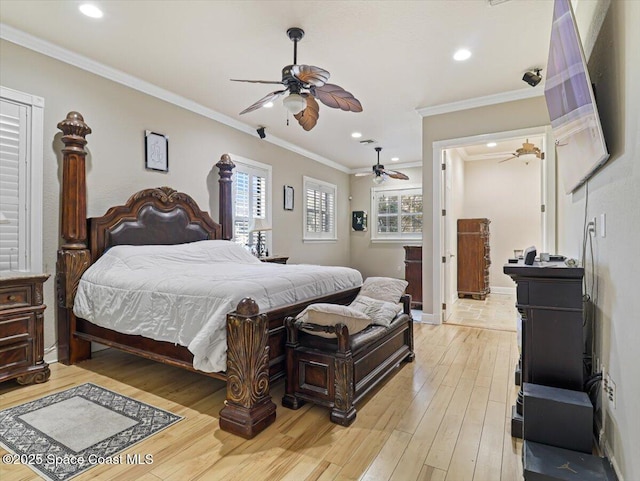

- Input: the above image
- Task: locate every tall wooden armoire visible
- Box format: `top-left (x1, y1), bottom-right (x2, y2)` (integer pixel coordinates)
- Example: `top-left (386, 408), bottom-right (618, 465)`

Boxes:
top-left (457, 218), bottom-right (490, 300)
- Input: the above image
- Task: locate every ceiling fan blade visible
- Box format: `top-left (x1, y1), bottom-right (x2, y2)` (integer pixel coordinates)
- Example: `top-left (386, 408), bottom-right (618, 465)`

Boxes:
top-left (498, 155), bottom-right (516, 163)
top-left (291, 65), bottom-right (330, 87)
top-left (293, 94), bottom-right (320, 131)
top-left (231, 79), bottom-right (285, 85)
top-left (239, 90), bottom-right (286, 115)
top-left (384, 170), bottom-right (410, 180)
top-left (313, 84), bottom-right (363, 112)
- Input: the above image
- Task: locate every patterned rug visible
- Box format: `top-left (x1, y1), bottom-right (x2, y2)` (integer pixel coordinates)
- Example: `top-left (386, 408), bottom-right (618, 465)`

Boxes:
top-left (0, 383), bottom-right (182, 481)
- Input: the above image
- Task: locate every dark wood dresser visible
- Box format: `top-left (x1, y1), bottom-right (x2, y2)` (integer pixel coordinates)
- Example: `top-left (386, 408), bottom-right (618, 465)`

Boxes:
top-left (0, 273), bottom-right (50, 385)
top-left (404, 246), bottom-right (422, 309)
top-left (504, 262), bottom-right (584, 438)
top-left (457, 218), bottom-right (490, 300)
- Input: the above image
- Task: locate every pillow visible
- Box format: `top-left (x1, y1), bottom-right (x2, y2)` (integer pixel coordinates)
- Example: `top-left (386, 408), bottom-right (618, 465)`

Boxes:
top-left (350, 295), bottom-right (403, 328)
top-left (295, 303), bottom-right (372, 338)
top-left (358, 277), bottom-right (408, 304)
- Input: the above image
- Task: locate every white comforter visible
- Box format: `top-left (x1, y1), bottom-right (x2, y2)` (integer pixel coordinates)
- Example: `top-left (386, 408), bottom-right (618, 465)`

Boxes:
top-left (73, 240), bottom-right (362, 372)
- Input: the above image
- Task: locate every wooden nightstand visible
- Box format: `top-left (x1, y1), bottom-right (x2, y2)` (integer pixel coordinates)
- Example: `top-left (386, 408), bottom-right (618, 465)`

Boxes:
top-left (0, 273), bottom-right (51, 385)
top-left (259, 256), bottom-right (289, 264)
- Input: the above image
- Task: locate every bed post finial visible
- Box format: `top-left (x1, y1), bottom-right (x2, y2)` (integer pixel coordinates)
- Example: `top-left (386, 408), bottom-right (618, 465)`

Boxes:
top-left (57, 112), bottom-right (91, 248)
top-left (56, 112), bottom-right (92, 364)
top-left (216, 153), bottom-right (235, 240)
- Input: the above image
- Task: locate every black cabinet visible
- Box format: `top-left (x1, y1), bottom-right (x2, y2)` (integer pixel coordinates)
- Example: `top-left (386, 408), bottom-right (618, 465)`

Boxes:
top-left (504, 261), bottom-right (584, 438)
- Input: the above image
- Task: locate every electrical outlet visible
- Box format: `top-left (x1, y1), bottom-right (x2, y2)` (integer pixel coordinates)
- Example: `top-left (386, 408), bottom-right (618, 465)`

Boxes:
top-left (587, 217), bottom-right (596, 235)
top-left (605, 373), bottom-right (616, 409)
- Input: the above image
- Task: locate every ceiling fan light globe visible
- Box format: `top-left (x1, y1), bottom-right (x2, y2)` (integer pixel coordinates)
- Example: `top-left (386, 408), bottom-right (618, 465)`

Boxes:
top-left (283, 93), bottom-right (307, 114)
top-left (373, 174), bottom-right (385, 185)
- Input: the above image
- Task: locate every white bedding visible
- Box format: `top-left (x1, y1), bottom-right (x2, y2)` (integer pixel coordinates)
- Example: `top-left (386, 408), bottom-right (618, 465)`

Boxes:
top-left (73, 240), bottom-right (362, 372)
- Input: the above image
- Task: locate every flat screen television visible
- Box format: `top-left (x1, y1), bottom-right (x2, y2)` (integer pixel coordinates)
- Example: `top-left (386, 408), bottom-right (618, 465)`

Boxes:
top-left (544, 0), bottom-right (609, 194)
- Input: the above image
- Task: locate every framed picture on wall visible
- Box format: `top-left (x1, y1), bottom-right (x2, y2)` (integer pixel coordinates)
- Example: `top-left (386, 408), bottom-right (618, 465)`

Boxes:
top-left (145, 130), bottom-right (168, 172)
top-left (284, 185), bottom-right (294, 210)
top-left (352, 211), bottom-right (367, 231)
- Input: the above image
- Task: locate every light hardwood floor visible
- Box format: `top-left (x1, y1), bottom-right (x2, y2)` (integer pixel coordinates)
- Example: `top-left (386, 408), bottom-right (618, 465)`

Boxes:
top-left (0, 319), bottom-right (523, 481)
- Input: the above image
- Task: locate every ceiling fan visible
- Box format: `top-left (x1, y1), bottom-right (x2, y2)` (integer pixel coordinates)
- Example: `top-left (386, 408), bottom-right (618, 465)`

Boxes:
top-left (355, 147), bottom-right (409, 184)
top-left (231, 27), bottom-right (362, 131)
top-left (499, 139), bottom-right (545, 164)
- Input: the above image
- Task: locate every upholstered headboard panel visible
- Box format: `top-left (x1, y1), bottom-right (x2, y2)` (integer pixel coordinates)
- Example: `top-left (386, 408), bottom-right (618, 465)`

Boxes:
top-left (89, 187), bottom-right (221, 262)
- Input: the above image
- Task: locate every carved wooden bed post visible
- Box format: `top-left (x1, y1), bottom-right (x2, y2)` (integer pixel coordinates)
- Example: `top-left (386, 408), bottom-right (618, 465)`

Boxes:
top-left (216, 154), bottom-right (235, 240)
top-left (220, 298), bottom-right (276, 438)
top-left (56, 112), bottom-right (92, 364)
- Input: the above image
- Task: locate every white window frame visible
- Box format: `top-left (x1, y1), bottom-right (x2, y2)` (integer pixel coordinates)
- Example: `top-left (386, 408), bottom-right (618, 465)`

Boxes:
top-left (303, 176), bottom-right (337, 242)
top-left (371, 186), bottom-right (423, 243)
top-left (230, 154), bottom-right (272, 254)
top-left (0, 86), bottom-right (44, 273)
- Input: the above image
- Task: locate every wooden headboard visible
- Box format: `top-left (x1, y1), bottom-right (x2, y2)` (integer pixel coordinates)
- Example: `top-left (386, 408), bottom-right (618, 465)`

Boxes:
top-left (89, 187), bottom-right (222, 262)
top-left (55, 111), bottom-right (236, 364)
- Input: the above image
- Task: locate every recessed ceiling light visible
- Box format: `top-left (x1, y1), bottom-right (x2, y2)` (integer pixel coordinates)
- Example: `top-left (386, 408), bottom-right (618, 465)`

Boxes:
top-left (263, 102), bottom-right (274, 108)
top-left (486, 142), bottom-right (497, 147)
top-left (391, 157), bottom-right (399, 162)
top-left (79, 4), bottom-right (103, 18)
top-left (351, 132), bottom-right (362, 139)
top-left (453, 49), bottom-right (472, 61)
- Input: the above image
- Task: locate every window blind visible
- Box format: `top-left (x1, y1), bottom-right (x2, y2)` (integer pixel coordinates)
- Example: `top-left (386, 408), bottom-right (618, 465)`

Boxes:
top-left (304, 177), bottom-right (336, 240)
top-left (0, 100), bottom-right (27, 271)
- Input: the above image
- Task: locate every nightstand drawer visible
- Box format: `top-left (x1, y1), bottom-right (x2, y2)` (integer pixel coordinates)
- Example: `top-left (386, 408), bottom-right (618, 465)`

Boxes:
top-left (0, 312), bottom-right (33, 343)
top-left (0, 341), bottom-right (32, 372)
top-left (0, 286), bottom-right (31, 310)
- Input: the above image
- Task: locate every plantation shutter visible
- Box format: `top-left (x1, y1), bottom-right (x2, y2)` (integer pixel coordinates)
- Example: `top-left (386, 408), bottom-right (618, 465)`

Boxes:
top-left (304, 178), bottom-right (336, 240)
top-left (372, 187), bottom-right (422, 241)
top-left (0, 99), bottom-right (28, 271)
top-left (232, 163), bottom-right (268, 249)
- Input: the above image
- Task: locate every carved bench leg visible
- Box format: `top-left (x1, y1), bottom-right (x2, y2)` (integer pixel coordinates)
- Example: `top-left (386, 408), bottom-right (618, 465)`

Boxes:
top-left (282, 316), bottom-right (306, 410)
top-left (219, 298), bottom-right (276, 439)
top-left (331, 344), bottom-right (356, 426)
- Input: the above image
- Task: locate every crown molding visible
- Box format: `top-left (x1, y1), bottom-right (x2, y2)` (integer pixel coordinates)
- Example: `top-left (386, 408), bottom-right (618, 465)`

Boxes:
top-left (0, 24), bottom-right (349, 174)
top-left (349, 161), bottom-right (422, 175)
top-left (416, 87), bottom-right (544, 118)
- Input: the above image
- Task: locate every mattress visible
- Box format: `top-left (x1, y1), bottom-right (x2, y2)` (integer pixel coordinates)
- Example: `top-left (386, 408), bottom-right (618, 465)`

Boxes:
top-left (73, 240), bottom-right (362, 372)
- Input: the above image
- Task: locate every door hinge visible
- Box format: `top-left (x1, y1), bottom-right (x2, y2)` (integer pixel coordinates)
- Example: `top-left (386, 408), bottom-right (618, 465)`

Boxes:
top-left (442, 302), bottom-right (447, 310)
top-left (541, 204), bottom-right (546, 213)
top-left (442, 256), bottom-right (446, 263)
top-left (441, 163), bottom-right (446, 171)
top-left (442, 209), bottom-right (446, 216)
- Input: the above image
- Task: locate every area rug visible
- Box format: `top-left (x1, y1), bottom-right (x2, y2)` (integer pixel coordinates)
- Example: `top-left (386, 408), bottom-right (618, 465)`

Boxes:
top-left (0, 383), bottom-right (182, 481)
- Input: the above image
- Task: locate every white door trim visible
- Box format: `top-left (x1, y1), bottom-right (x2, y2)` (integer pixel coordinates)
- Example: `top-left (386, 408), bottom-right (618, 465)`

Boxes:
top-left (430, 125), bottom-right (556, 325)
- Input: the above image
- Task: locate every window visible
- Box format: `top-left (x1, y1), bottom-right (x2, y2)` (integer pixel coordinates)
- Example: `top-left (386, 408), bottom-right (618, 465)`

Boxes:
top-left (303, 176), bottom-right (336, 241)
top-left (0, 87), bottom-right (44, 272)
top-left (371, 187), bottom-right (422, 241)
top-left (231, 156), bottom-right (271, 255)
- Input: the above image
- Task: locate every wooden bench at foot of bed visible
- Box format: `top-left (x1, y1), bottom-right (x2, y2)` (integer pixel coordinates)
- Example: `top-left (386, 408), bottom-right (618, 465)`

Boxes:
top-left (282, 295), bottom-right (415, 425)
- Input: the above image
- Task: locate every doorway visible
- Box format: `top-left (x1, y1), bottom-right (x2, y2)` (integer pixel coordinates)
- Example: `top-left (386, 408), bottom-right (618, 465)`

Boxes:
top-left (432, 126), bottom-right (556, 325)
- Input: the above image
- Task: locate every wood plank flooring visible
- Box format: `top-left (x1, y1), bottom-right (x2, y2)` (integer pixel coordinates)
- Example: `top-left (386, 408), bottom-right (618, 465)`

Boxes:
top-left (0, 316), bottom-right (523, 480)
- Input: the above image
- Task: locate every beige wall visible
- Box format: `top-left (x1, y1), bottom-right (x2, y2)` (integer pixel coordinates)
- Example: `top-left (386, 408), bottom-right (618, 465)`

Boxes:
top-left (462, 157), bottom-right (541, 289)
top-left (349, 167), bottom-right (422, 280)
top-left (558, 2), bottom-right (640, 478)
top-left (0, 40), bottom-right (352, 363)
top-left (422, 96), bottom-right (550, 314)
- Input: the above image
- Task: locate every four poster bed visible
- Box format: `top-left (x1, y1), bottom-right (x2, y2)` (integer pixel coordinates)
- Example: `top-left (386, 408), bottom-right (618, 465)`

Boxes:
top-left (55, 112), bottom-right (361, 438)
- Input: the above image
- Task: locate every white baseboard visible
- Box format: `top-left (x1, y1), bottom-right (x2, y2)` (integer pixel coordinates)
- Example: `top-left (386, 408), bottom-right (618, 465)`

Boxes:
top-left (417, 312), bottom-right (439, 324)
top-left (490, 286), bottom-right (516, 296)
top-left (602, 439), bottom-right (624, 481)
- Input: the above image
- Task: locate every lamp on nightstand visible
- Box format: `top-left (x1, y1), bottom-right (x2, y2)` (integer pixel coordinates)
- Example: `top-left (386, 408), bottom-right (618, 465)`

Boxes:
top-left (250, 218), bottom-right (272, 257)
